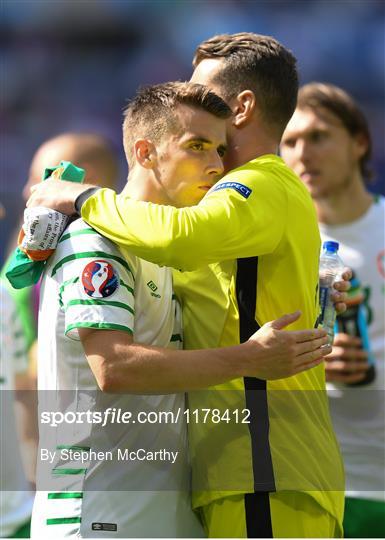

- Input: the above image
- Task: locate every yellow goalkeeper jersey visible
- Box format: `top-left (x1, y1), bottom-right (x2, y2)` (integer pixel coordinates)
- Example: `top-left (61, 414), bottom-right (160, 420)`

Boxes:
top-left (81, 154), bottom-right (344, 525)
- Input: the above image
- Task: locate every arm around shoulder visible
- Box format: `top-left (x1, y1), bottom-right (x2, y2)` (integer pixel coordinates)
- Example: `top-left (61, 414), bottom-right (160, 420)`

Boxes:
top-left (81, 174), bottom-right (285, 270)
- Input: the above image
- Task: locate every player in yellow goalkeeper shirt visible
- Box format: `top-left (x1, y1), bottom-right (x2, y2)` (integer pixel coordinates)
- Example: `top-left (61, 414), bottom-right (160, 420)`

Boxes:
top-left (27, 33), bottom-right (348, 538)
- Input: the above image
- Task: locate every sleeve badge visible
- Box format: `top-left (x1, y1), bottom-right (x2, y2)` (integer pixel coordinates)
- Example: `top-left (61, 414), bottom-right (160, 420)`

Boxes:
top-left (81, 260), bottom-right (119, 298)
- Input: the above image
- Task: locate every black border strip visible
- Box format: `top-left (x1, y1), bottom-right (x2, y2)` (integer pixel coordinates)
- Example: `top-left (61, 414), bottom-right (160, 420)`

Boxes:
top-left (245, 492), bottom-right (273, 538)
top-left (236, 257), bottom-right (275, 537)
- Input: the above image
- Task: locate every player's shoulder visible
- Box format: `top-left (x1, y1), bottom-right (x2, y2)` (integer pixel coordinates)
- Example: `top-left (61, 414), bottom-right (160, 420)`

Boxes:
top-left (236, 154), bottom-right (299, 183)
top-left (47, 218), bottom-right (138, 280)
top-left (57, 218), bottom-right (120, 254)
top-left (60, 217), bottom-right (101, 242)
top-left (373, 193), bottom-right (385, 209)
top-left (246, 154), bottom-right (313, 202)
top-left (212, 154), bottom-right (292, 202)
top-left (365, 193), bottom-right (385, 229)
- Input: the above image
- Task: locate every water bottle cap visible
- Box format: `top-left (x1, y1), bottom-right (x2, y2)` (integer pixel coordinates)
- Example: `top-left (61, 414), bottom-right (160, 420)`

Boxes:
top-left (323, 240), bottom-right (339, 252)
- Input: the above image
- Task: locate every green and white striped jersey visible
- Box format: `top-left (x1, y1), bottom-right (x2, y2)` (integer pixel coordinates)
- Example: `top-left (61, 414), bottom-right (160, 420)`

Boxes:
top-left (0, 284), bottom-right (34, 537)
top-left (32, 219), bottom-right (203, 538)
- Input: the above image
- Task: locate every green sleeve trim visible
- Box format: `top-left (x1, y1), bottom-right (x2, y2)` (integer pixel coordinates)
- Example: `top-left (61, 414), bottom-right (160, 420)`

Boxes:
top-left (120, 279), bottom-right (134, 295)
top-left (59, 277), bottom-right (133, 307)
top-left (59, 277), bottom-right (79, 307)
top-left (51, 251), bottom-right (134, 280)
top-left (65, 322), bottom-right (133, 335)
top-left (56, 445), bottom-right (90, 451)
top-left (59, 276), bottom-right (79, 297)
top-left (64, 299), bottom-right (134, 315)
top-left (170, 333), bottom-right (183, 342)
top-left (47, 517), bottom-right (82, 525)
top-left (48, 492), bottom-right (83, 499)
top-left (59, 229), bottom-right (98, 244)
top-left (52, 468), bottom-right (87, 475)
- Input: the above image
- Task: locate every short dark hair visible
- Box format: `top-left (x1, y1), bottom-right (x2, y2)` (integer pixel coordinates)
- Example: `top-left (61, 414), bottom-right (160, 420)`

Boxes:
top-left (123, 81), bottom-right (232, 169)
top-left (193, 32), bottom-right (298, 139)
top-left (297, 83), bottom-right (373, 182)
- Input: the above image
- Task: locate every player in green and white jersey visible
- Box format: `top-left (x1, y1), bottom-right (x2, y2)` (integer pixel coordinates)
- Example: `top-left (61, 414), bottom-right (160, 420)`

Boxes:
top-left (0, 283), bottom-right (34, 538)
top-left (32, 216), bottom-right (203, 538)
top-left (31, 82), bottom-right (227, 539)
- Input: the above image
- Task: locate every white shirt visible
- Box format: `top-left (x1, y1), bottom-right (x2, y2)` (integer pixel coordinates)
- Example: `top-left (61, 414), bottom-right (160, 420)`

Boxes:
top-left (322, 196), bottom-right (385, 501)
top-left (32, 219), bottom-right (204, 538)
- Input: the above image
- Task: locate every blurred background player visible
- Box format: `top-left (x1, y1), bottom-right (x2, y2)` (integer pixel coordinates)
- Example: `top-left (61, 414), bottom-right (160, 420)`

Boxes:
top-left (22, 132), bottom-right (119, 203)
top-left (0, 203), bottom-right (35, 539)
top-left (1, 132), bottom-right (119, 369)
top-left (281, 82), bottom-right (385, 538)
top-left (0, 134), bottom-right (120, 527)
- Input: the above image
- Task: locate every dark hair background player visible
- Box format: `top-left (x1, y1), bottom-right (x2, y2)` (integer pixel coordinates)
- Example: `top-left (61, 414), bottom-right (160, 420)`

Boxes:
top-left (281, 82), bottom-right (385, 538)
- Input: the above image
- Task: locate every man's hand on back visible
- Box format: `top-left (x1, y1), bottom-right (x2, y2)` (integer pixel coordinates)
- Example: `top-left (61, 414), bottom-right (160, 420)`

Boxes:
top-left (244, 311), bottom-right (331, 380)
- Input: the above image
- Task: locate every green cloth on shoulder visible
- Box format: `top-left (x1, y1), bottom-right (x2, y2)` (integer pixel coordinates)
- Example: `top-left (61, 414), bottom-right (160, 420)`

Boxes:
top-left (5, 248), bottom-right (46, 290)
top-left (5, 161), bottom-right (85, 290)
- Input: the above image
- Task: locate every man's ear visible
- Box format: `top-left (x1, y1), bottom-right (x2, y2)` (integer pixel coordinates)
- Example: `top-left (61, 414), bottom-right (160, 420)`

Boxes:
top-left (232, 90), bottom-right (256, 127)
top-left (134, 139), bottom-right (157, 168)
top-left (353, 132), bottom-right (369, 161)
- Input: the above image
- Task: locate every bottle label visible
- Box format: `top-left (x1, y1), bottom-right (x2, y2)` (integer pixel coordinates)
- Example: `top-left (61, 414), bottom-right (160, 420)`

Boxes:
top-left (319, 286), bottom-right (330, 324)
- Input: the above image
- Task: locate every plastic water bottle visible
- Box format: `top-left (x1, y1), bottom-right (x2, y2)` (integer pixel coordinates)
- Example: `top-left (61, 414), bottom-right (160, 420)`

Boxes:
top-left (319, 241), bottom-right (344, 344)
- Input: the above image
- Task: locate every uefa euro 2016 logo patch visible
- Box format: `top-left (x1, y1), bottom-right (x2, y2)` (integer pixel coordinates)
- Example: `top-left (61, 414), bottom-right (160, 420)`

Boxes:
top-left (81, 260), bottom-right (119, 298)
